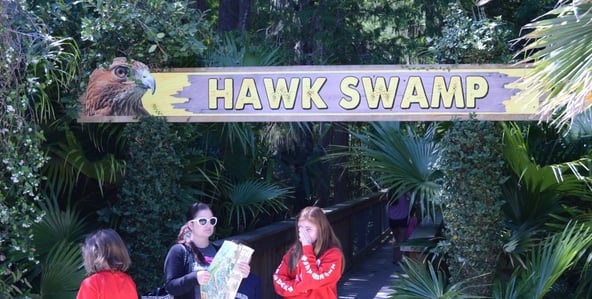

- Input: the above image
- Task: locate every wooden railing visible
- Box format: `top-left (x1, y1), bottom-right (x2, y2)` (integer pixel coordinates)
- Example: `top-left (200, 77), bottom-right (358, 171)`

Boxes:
top-left (226, 192), bottom-right (389, 298)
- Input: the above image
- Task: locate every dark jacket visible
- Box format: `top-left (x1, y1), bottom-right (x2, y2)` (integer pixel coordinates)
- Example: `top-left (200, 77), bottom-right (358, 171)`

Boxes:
top-left (164, 243), bottom-right (217, 299)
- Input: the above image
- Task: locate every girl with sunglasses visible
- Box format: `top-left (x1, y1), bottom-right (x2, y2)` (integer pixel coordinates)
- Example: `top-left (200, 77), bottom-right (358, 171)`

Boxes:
top-left (164, 202), bottom-right (250, 299)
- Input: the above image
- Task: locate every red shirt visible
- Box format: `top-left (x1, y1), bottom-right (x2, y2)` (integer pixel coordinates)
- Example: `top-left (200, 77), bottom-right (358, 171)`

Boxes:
top-left (76, 270), bottom-right (138, 299)
top-left (273, 245), bottom-right (343, 299)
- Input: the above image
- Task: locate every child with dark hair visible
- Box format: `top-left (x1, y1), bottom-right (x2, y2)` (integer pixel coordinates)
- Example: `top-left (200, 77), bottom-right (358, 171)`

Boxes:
top-left (273, 206), bottom-right (344, 299)
top-left (76, 229), bottom-right (137, 299)
top-left (164, 202), bottom-right (251, 299)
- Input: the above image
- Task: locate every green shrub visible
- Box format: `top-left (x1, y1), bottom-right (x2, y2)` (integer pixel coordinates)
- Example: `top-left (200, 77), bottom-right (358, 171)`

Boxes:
top-left (438, 119), bottom-right (507, 296)
top-left (1, 1), bottom-right (75, 296)
top-left (108, 117), bottom-right (188, 293)
top-left (35, 0), bottom-right (214, 69)
top-left (428, 2), bottom-right (513, 64)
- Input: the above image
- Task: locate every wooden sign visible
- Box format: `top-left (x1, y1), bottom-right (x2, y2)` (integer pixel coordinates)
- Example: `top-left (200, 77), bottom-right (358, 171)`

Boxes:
top-left (77, 63), bottom-right (537, 123)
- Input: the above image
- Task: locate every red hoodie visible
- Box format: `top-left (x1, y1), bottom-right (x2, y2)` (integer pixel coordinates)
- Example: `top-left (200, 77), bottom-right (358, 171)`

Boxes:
top-left (273, 244), bottom-right (343, 299)
top-left (76, 270), bottom-right (137, 299)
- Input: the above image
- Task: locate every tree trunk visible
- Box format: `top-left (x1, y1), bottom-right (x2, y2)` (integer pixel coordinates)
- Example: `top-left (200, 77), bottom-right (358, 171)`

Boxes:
top-left (192, 0), bottom-right (208, 12)
top-left (316, 123), bottom-right (331, 207)
top-left (218, 0), bottom-right (252, 32)
top-left (332, 124), bottom-right (349, 203)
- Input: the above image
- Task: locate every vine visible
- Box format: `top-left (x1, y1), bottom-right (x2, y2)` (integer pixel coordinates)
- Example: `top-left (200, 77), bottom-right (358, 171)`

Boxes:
top-left (0, 1), bottom-right (49, 297)
top-left (438, 119), bottom-right (507, 296)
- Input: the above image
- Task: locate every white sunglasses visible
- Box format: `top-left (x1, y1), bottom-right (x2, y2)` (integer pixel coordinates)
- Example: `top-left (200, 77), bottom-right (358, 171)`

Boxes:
top-left (192, 217), bottom-right (217, 226)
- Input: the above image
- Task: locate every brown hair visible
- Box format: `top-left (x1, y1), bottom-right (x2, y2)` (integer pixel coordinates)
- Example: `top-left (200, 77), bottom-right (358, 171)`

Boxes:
top-left (288, 206), bottom-right (344, 272)
top-left (81, 229), bottom-right (132, 275)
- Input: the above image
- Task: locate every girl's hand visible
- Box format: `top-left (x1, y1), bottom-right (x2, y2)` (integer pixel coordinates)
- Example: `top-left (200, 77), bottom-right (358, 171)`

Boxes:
top-left (298, 227), bottom-right (312, 246)
top-left (196, 270), bottom-right (210, 285)
top-left (236, 262), bottom-right (250, 278)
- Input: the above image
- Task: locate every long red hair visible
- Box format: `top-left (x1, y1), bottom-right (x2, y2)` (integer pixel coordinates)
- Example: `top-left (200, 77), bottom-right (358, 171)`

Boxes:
top-left (288, 206), bottom-right (344, 272)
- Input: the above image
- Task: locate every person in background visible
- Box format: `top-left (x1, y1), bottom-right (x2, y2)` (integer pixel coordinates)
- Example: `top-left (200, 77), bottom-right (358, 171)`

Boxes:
top-left (387, 191), bottom-right (412, 265)
top-left (164, 202), bottom-right (250, 299)
top-left (235, 270), bottom-right (262, 299)
top-left (76, 229), bottom-right (137, 299)
top-left (231, 239), bottom-right (262, 299)
top-left (273, 206), bottom-right (344, 299)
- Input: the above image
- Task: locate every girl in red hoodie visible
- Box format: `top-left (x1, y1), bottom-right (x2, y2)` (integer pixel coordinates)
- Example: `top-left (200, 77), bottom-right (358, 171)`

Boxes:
top-left (273, 206), bottom-right (345, 299)
top-left (76, 229), bottom-right (137, 299)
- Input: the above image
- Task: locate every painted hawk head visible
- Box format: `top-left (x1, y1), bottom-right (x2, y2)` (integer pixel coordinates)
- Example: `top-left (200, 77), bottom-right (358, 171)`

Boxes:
top-left (79, 57), bottom-right (156, 116)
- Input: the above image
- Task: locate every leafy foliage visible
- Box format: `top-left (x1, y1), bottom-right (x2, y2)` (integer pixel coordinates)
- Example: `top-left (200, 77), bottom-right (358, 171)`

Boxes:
top-left (268, 122), bottom-right (336, 212)
top-left (343, 122), bottom-right (443, 219)
top-left (438, 120), bottom-right (506, 296)
top-left (36, 241), bottom-right (84, 299)
top-left (428, 2), bottom-right (513, 64)
top-left (478, 0), bottom-right (556, 36)
top-left (110, 117), bottom-right (188, 293)
top-left (187, 122), bottom-right (295, 231)
top-left (498, 121), bottom-right (592, 281)
top-left (15, 2), bottom-right (217, 293)
top-left (391, 257), bottom-right (485, 299)
top-left (513, 0), bottom-right (592, 129)
top-left (204, 31), bottom-right (285, 67)
top-left (493, 221), bottom-right (592, 299)
top-left (256, 0), bottom-right (449, 64)
top-left (42, 123), bottom-right (128, 201)
top-left (0, 1), bottom-right (76, 297)
top-left (223, 179), bottom-right (291, 233)
top-left (31, 197), bottom-right (87, 299)
top-left (34, 0), bottom-right (213, 69)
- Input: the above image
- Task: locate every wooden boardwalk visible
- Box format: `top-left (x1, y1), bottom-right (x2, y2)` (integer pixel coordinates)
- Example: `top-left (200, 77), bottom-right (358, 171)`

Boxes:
top-left (337, 238), bottom-right (401, 299)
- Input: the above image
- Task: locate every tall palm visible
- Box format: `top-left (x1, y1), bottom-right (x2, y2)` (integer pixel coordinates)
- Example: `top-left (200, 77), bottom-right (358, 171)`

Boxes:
top-left (514, 0), bottom-right (592, 128)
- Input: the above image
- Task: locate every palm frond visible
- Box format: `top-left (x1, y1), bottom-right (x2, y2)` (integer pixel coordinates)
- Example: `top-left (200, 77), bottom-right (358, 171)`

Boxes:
top-left (502, 122), bottom-right (588, 195)
top-left (500, 122), bottom-right (592, 267)
top-left (498, 221), bottom-right (592, 299)
top-left (492, 271), bottom-right (527, 299)
top-left (262, 122), bottom-right (317, 154)
top-left (226, 180), bottom-right (291, 230)
top-left (38, 241), bottom-right (85, 299)
top-left (205, 32), bottom-right (285, 67)
top-left (32, 197), bottom-right (88, 257)
top-left (31, 197), bottom-right (88, 299)
top-left (348, 122), bottom-right (442, 218)
top-left (391, 257), bottom-right (486, 298)
top-left (514, 1), bottom-right (592, 129)
top-left (220, 123), bottom-right (257, 157)
top-left (42, 125), bottom-right (126, 197)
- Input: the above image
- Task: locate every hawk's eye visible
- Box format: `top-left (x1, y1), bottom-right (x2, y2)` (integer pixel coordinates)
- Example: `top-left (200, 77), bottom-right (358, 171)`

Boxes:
top-left (113, 66), bottom-right (129, 78)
